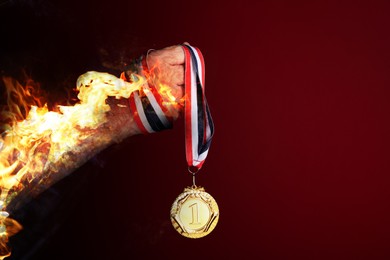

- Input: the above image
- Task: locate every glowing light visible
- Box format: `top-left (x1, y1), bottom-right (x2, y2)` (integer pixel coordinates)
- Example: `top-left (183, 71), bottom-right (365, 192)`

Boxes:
top-left (0, 71), bottom-right (144, 258)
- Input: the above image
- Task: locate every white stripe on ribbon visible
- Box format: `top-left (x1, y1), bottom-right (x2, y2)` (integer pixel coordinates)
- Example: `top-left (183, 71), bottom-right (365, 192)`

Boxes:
top-left (188, 45), bottom-right (204, 86)
top-left (137, 65), bottom-right (171, 129)
top-left (196, 150), bottom-right (209, 164)
top-left (143, 86), bottom-right (171, 128)
top-left (189, 54), bottom-right (200, 166)
top-left (133, 91), bottom-right (154, 133)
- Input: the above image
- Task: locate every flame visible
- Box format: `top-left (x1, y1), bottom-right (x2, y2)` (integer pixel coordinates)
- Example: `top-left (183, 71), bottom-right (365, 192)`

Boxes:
top-left (0, 71), bottom-right (144, 202)
top-left (142, 61), bottom-right (184, 119)
top-left (0, 212), bottom-right (22, 260)
top-left (0, 71), bottom-right (145, 259)
top-left (0, 60), bottom-right (183, 258)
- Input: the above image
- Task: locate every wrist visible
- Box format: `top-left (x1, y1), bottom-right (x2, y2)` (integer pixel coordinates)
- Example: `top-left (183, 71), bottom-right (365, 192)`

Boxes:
top-left (122, 54), bottom-right (184, 134)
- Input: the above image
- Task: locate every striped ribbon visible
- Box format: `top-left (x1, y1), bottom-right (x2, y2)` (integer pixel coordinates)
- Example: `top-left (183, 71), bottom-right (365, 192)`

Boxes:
top-left (125, 58), bottom-right (173, 133)
top-left (182, 44), bottom-right (214, 171)
top-left (127, 44), bottom-right (214, 172)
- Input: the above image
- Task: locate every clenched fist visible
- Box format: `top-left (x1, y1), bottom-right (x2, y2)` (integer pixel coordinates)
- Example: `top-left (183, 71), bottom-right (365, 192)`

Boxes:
top-left (109, 44), bottom-right (188, 137)
top-left (145, 45), bottom-right (185, 101)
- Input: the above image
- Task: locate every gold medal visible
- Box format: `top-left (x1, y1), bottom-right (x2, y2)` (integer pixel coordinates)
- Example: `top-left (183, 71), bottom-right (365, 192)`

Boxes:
top-left (170, 186), bottom-right (219, 238)
top-left (169, 46), bottom-right (218, 238)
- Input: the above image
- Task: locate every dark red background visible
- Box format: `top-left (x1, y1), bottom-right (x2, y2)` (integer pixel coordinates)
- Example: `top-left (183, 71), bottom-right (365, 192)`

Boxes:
top-left (1, 0), bottom-right (390, 259)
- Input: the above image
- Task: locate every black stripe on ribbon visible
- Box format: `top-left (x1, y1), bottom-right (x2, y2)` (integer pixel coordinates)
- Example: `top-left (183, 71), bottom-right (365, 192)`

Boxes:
top-left (140, 94), bottom-right (172, 132)
top-left (186, 45), bottom-right (214, 156)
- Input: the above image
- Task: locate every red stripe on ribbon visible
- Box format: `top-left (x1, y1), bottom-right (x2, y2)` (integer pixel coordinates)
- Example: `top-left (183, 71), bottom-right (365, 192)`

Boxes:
top-left (183, 46), bottom-right (194, 168)
top-left (125, 45), bottom-right (213, 171)
top-left (141, 58), bottom-right (172, 121)
top-left (129, 92), bottom-right (148, 134)
top-left (122, 72), bottom-right (149, 134)
top-left (194, 48), bottom-right (209, 145)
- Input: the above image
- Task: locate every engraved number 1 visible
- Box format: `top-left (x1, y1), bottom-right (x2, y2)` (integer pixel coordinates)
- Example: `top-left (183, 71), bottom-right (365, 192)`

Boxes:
top-left (189, 203), bottom-right (200, 225)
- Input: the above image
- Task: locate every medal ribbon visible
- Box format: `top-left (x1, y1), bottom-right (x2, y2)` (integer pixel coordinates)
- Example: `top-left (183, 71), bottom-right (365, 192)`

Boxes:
top-left (126, 44), bottom-right (214, 171)
top-left (182, 45), bottom-right (214, 171)
top-left (125, 57), bottom-right (173, 133)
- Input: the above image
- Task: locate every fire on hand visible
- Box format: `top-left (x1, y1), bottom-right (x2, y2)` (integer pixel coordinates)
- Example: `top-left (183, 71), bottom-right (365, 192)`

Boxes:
top-left (0, 45), bottom-right (186, 259)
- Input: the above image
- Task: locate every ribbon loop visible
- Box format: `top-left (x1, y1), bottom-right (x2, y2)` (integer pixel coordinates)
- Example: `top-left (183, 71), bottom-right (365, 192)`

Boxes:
top-left (182, 44), bottom-right (214, 171)
top-left (128, 44), bottom-right (214, 172)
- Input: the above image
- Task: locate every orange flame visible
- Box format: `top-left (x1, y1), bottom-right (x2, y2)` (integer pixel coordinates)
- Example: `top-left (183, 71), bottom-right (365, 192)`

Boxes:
top-left (0, 71), bottom-right (145, 258)
top-left (143, 61), bottom-right (184, 119)
top-left (0, 62), bottom-right (183, 258)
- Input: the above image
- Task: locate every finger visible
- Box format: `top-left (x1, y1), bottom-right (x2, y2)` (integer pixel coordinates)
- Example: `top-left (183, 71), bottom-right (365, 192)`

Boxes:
top-left (150, 45), bottom-right (185, 66)
top-left (171, 65), bottom-right (184, 86)
top-left (165, 46), bottom-right (185, 65)
top-left (154, 65), bottom-right (184, 87)
top-left (170, 84), bottom-right (184, 101)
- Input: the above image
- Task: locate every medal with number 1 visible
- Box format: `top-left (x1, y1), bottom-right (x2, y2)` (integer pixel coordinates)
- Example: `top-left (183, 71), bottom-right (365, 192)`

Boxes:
top-left (170, 44), bottom-right (218, 238)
